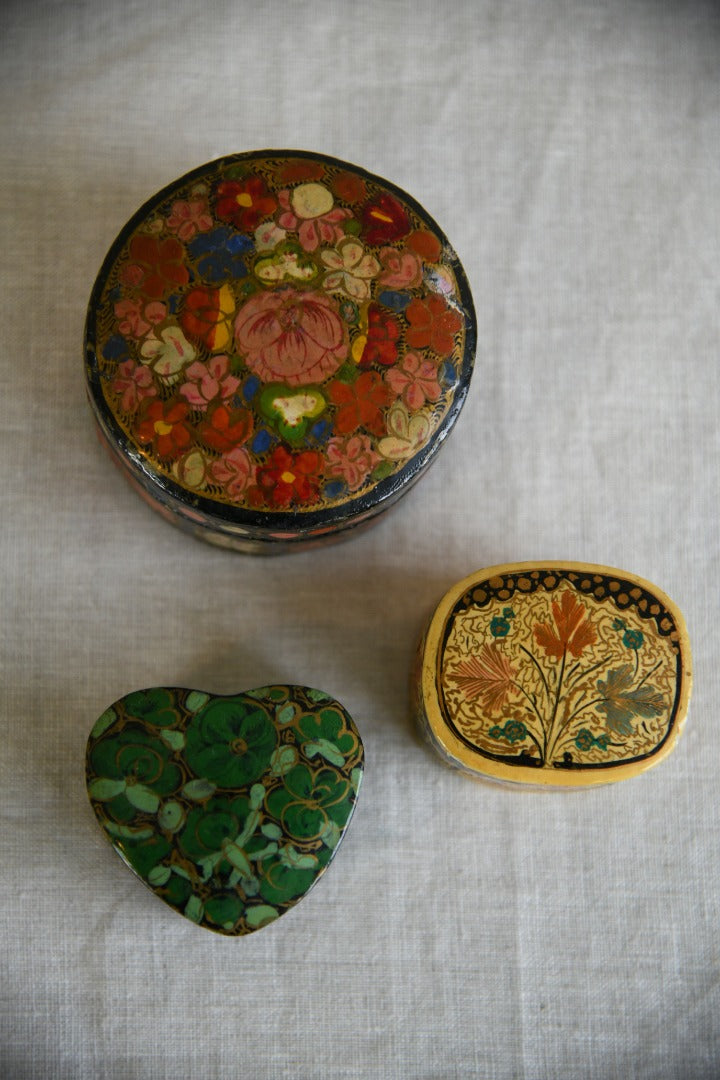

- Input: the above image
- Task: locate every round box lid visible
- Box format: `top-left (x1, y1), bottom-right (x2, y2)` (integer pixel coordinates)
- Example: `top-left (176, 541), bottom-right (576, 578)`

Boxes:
top-left (85, 151), bottom-right (476, 551)
top-left (416, 563), bottom-right (692, 787)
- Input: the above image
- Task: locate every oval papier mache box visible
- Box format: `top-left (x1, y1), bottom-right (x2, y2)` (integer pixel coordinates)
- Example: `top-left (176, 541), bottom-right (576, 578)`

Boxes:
top-left (416, 563), bottom-right (692, 788)
top-left (84, 150), bottom-right (476, 553)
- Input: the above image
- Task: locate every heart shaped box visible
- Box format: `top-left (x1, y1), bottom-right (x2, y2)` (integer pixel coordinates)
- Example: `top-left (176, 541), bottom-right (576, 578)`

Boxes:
top-left (84, 150), bottom-right (476, 553)
top-left (415, 563), bottom-right (692, 788)
top-left (85, 685), bottom-right (364, 935)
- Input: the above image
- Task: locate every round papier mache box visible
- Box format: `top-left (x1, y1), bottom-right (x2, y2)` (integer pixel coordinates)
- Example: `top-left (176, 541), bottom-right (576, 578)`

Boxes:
top-left (415, 563), bottom-right (692, 788)
top-left (84, 150), bottom-right (476, 553)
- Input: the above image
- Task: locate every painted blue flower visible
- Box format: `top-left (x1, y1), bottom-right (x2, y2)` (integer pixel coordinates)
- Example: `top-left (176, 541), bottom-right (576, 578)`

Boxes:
top-left (188, 226), bottom-right (253, 283)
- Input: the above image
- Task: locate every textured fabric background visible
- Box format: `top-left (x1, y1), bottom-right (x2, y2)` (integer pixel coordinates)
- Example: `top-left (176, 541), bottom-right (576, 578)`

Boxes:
top-left (2, 2), bottom-right (719, 1077)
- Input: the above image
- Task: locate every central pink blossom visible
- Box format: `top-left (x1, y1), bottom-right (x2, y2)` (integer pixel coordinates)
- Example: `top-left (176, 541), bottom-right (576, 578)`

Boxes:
top-left (234, 288), bottom-right (348, 386)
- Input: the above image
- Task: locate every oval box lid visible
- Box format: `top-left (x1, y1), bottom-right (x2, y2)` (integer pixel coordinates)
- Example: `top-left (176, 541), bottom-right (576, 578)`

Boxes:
top-left (416, 563), bottom-right (692, 787)
top-left (84, 150), bottom-right (476, 553)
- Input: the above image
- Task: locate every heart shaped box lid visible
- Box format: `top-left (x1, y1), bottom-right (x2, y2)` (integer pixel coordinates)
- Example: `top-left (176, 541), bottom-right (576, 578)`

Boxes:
top-left (84, 150), bottom-right (476, 553)
top-left (416, 563), bottom-right (692, 787)
top-left (86, 684), bottom-right (364, 935)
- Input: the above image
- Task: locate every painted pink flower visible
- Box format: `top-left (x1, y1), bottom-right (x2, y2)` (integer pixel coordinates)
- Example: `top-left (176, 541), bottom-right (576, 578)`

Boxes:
top-left (210, 446), bottom-right (256, 498)
top-left (165, 197), bottom-right (213, 242)
top-left (111, 359), bottom-right (157, 412)
top-left (114, 298), bottom-right (166, 339)
top-left (178, 355), bottom-right (240, 410)
top-left (277, 184), bottom-right (351, 252)
top-left (378, 246), bottom-right (422, 289)
top-left (234, 288), bottom-right (348, 386)
top-left (385, 352), bottom-right (442, 410)
top-left (326, 434), bottom-right (381, 492)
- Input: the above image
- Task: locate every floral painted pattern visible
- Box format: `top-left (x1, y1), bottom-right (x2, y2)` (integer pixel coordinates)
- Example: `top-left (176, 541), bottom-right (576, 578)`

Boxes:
top-left (438, 570), bottom-right (685, 771)
top-left (87, 152), bottom-right (473, 514)
top-left (86, 685), bottom-right (364, 935)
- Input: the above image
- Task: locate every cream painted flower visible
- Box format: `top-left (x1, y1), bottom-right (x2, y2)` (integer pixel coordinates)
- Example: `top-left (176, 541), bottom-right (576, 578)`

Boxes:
top-left (321, 238), bottom-right (380, 300)
top-left (140, 325), bottom-right (196, 383)
top-left (377, 401), bottom-right (432, 460)
top-left (254, 221), bottom-right (287, 252)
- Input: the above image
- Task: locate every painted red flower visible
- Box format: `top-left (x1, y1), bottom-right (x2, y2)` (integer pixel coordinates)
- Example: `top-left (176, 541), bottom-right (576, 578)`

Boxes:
top-left (198, 404), bottom-right (253, 453)
top-left (120, 235), bottom-right (189, 299)
top-left (254, 446), bottom-right (323, 508)
top-left (215, 177), bottom-right (277, 231)
top-left (180, 284), bottom-right (235, 351)
top-left (533, 591), bottom-right (597, 659)
top-left (358, 304), bottom-right (400, 368)
top-left (328, 371), bottom-right (393, 436)
top-left (405, 295), bottom-right (462, 356)
top-left (361, 193), bottom-right (410, 245)
top-left (235, 288), bottom-right (348, 386)
top-left (135, 399), bottom-right (192, 459)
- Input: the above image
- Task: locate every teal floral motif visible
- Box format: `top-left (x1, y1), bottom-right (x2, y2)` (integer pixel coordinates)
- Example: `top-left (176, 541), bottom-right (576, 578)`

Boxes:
top-left (86, 685), bottom-right (363, 936)
top-left (622, 629), bottom-right (644, 650)
top-left (490, 614), bottom-right (513, 638)
top-left (574, 728), bottom-right (611, 752)
top-left (184, 696), bottom-right (277, 787)
top-left (488, 720), bottom-right (527, 744)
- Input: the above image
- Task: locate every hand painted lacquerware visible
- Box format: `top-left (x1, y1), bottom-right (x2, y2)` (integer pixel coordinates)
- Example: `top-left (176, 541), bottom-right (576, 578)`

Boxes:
top-left (86, 685), bottom-right (364, 934)
top-left (417, 564), bottom-right (692, 787)
top-left (85, 151), bottom-right (476, 551)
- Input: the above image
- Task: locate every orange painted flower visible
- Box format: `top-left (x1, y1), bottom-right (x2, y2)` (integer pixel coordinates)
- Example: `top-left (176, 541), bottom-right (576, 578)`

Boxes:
top-left (533, 591), bottom-right (597, 659)
top-left (449, 644), bottom-right (517, 712)
top-left (136, 399), bottom-right (192, 459)
top-left (198, 404), bottom-right (253, 453)
top-left (405, 295), bottom-right (462, 355)
top-left (180, 285), bottom-right (235, 351)
top-left (328, 372), bottom-right (393, 436)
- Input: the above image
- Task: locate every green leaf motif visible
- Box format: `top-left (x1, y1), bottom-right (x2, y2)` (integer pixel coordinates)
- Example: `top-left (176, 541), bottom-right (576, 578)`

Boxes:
top-left (596, 665), bottom-right (665, 736)
top-left (147, 864), bottom-right (172, 887)
top-left (304, 739), bottom-right (345, 767)
top-left (182, 778), bottom-right (217, 801)
top-left (245, 905), bottom-right (278, 929)
top-left (186, 691), bottom-right (210, 713)
top-left (276, 704), bottom-right (295, 726)
top-left (125, 784), bottom-right (160, 814)
top-left (157, 800), bottom-right (184, 832)
top-left (270, 745), bottom-right (298, 777)
top-left (184, 895), bottom-right (204, 924)
top-left (160, 729), bottom-right (185, 752)
top-left (89, 777), bottom-right (126, 801)
top-left (91, 708), bottom-right (117, 739)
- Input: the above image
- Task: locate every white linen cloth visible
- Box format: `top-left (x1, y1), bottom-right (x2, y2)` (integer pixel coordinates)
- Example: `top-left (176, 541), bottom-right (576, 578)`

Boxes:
top-left (2, 1), bottom-right (719, 1076)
